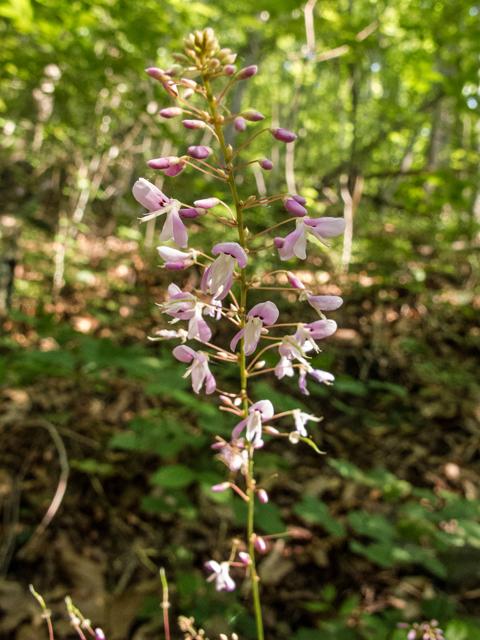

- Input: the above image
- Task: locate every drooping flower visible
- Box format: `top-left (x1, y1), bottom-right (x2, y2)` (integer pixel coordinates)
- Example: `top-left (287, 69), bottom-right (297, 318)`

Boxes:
top-left (294, 320), bottom-right (338, 352)
top-left (157, 246), bottom-right (197, 271)
top-left (132, 178), bottom-right (188, 248)
top-left (173, 345), bottom-right (216, 394)
top-left (231, 400), bottom-right (274, 447)
top-left (275, 355), bottom-right (295, 380)
top-left (275, 219), bottom-right (308, 261)
top-left (160, 285), bottom-right (212, 343)
top-left (303, 217), bottom-right (347, 247)
top-left (304, 294), bottom-right (343, 318)
top-left (275, 216), bottom-right (346, 261)
top-left (293, 409), bottom-right (322, 437)
top-left (230, 301), bottom-right (279, 356)
top-left (202, 242), bottom-right (248, 301)
top-left (150, 328), bottom-right (188, 343)
top-left (298, 362), bottom-right (335, 396)
top-left (205, 561), bottom-right (235, 592)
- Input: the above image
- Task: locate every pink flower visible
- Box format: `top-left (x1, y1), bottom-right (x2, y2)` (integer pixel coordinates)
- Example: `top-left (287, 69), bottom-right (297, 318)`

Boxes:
top-left (275, 216), bottom-right (346, 260)
top-left (232, 400), bottom-right (274, 447)
top-left (157, 246), bottom-right (196, 271)
top-left (275, 355), bottom-right (295, 380)
top-left (205, 561), bottom-right (235, 591)
top-left (299, 362), bottom-right (335, 396)
top-left (202, 242), bottom-right (248, 301)
top-left (132, 179), bottom-right (188, 248)
top-left (230, 301), bottom-right (279, 356)
top-left (160, 285), bottom-right (212, 343)
top-left (173, 345), bottom-right (216, 394)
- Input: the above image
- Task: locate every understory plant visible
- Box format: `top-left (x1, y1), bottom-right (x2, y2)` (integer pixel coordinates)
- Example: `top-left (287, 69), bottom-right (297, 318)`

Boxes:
top-left (131, 27), bottom-right (346, 640)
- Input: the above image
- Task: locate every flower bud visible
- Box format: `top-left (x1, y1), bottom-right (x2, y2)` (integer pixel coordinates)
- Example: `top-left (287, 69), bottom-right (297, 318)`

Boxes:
top-left (165, 261), bottom-right (188, 271)
top-left (222, 53), bottom-right (237, 65)
top-left (274, 237), bottom-right (285, 248)
top-left (223, 65), bottom-right (236, 76)
top-left (234, 117), bottom-right (247, 132)
top-left (217, 48), bottom-right (232, 60)
top-left (254, 360), bottom-right (266, 369)
top-left (145, 67), bottom-right (165, 81)
top-left (194, 197), bottom-right (220, 209)
top-left (258, 489), bottom-right (269, 504)
top-left (147, 157), bottom-right (174, 170)
top-left (243, 110), bottom-right (265, 122)
top-left (95, 630), bottom-right (105, 640)
top-left (172, 53), bottom-right (190, 64)
top-left (179, 208), bottom-right (205, 219)
top-left (292, 194), bottom-right (307, 205)
top-left (181, 78), bottom-right (197, 89)
top-left (237, 65), bottom-right (258, 80)
top-left (165, 64), bottom-right (183, 77)
top-left (286, 272), bottom-right (305, 289)
top-left (162, 82), bottom-right (179, 98)
top-left (165, 162), bottom-right (186, 177)
top-left (258, 158), bottom-right (274, 170)
top-left (233, 397), bottom-right (242, 406)
top-left (238, 551), bottom-right (251, 564)
top-left (269, 127), bottom-right (297, 143)
top-left (220, 635), bottom-right (228, 640)
top-left (194, 30), bottom-right (204, 47)
top-left (159, 107), bottom-right (183, 118)
top-left (255, 537), bottom-right (267, 552)
top-left (211, 482), bottom-right (231, 492)
top-left (284, 197), bottom-right (307, 217)
top-left (187, 145), bottom-right (212, 160)
top-left (182, 119), bottom-right (207, 130)
top-left (183, 88), bottom-right (194, 100)
top-left (209, 58), bottom-right (221, 70)
top-left (264, 426), bottom-right (280, 435)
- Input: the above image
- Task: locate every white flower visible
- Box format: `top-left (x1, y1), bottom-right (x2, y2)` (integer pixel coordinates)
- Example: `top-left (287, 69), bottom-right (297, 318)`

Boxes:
top-left (205, 561), bottom-right (235, 592)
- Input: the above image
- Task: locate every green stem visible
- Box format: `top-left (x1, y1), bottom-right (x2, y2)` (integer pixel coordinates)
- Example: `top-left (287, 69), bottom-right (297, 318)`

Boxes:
top-left (203, 72), bottom-right (265, 640)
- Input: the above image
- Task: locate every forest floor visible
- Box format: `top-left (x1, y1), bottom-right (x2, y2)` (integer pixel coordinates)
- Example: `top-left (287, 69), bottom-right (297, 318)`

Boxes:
top-left (1, 230), bottom-right (480, 640)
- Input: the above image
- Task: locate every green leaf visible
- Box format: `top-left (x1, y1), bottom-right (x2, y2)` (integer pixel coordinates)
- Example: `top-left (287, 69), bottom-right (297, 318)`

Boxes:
top-left (150, 465), bottom-right (197, 488)
top-left (294, 496), bottom-right (345, 537)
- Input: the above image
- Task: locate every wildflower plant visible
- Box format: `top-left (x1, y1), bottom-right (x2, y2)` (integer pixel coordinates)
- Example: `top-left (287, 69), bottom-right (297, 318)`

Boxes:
top-left (134, 28), bottom-right (347, 639)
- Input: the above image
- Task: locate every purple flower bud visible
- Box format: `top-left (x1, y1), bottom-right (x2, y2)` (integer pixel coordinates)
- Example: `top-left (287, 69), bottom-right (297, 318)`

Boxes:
top-left (162, 82), bottom-right (179, 98)
top-left (179, 208), bottom-right (205, 219)
top-left (243, 110), bottom-right (265, 122)
top-left (222, 54), bottom-right (237, 65)
top-left (263, 426), bottom-right (279, 435)
top-left (238, 552), bottom-right (251, 564)
top-left (286, 272), bottom-right (305, 289)
top-left (234, 117), bottom-right (247, 132)
top-left (292, 194), bottom-right (307, 205)
top-left (194, 197), bottom-right (220, 209)
top-left (274, 237), bottom-right (285, 248)
top-left (408, 631), bottom-right (417, 640)
top-left (183, 88), bottom-right (194, 100)
top-left (165, 261), bottom-right (188, 271)
top-left (95, 630), bottom-right (105, 640)
top-left (258, 489), bottom-right (269, 503)
top-left (187, 145), bottom-right (212, 160)
top-left (284, 198), bottom-right (307, 217)
top-left (237, 65), bottom-right (258, 80)
top-left (223, 65), bottom-right (237, 76)
top-left (211, 482), bottom-right (231, 492)
top-left (159, 107), bottom-right (183, 118)
top-left (182, 119), bottom-right (207, 130)
top-left (145, 67), bottom-right (165, 81)
top-left (397, 624), bottom-right (409, 629)
top-left (269, 127), bottom-right (297, 143)
top-left (147, 157), bottom-right (173, 170)
top-left (165, 162), bottom-right (186, 177)
top-left (258, 158), bottom-right (274, 170)
top-left (255, 537), bottom-right (267, 552)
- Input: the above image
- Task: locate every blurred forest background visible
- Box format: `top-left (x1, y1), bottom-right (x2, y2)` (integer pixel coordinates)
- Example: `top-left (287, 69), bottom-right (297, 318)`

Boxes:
top-left (1, 0), bottom-right (480, 639)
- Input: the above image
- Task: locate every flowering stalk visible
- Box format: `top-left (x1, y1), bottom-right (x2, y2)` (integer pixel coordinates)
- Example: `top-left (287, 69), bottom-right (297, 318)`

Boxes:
top-left (134, 27), bottom-right (346, 640)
